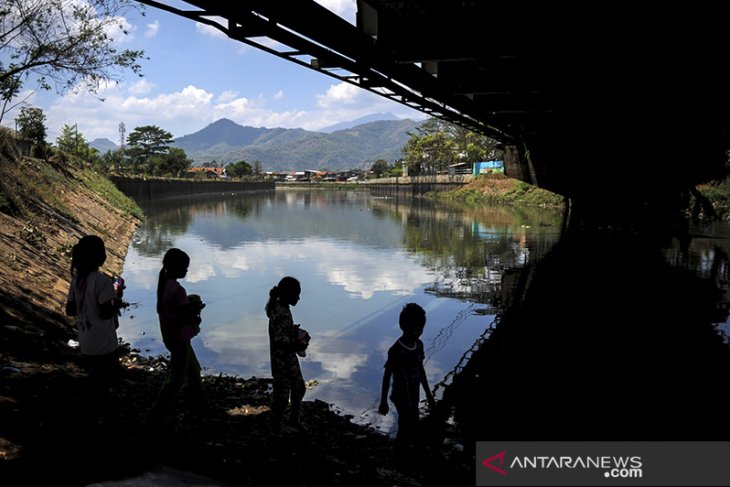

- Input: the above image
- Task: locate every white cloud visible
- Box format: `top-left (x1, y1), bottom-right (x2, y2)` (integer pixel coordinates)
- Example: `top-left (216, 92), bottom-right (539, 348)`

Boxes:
top-left (128, 79), bottom-right (155, 95)
top-left (119, 85), bottom-right (214, 119)
top-left (46, 83), bottom-right (217, 140)
top-left (195, 19), bottom-right (227, 39)
top-left (144, 20), bottom-right (160, 38)
top-left (316, 82), bottom-right (362, 108)
top-left (306, 347), bottom-right (368, 380)
top-left (314, 0), bottom-right (357, 24)
top-left (217, 90), bottom-right (240, 103)
top-left (105, 15), bottom-right (137, 44)
top-left (41, 73), bottom-right (425, 141)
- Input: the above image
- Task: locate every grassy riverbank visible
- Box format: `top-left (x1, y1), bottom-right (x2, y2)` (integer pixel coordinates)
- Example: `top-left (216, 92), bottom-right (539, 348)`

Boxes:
top-left (433, 172), bottom-right (730, 220)
top-left (430, 173), bottom-right (565, 208)
top-left (0, 130), bottom-right (468, 486)
top-left (696, 177), bottom-right (730, 220)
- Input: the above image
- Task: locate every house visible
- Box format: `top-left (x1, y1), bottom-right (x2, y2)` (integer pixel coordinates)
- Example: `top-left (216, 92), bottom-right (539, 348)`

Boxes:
top-left (186, 167), bottom-right (227, 178)
top-left (447, 162), bottom-right (473, 175)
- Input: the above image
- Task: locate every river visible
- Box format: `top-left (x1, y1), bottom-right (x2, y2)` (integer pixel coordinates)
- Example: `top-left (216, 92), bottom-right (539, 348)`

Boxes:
top-left (118, 188), bottom-right (730, 439)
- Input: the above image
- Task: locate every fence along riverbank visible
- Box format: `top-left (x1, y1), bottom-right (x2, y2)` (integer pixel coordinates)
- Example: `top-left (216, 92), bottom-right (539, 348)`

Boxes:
top-left (110, 176), bottom-right (274, 200)
top-left (367, 174), bottom-right (471, 197)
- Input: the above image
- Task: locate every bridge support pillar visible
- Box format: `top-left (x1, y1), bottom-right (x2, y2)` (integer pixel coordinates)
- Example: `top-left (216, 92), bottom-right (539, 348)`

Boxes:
top-left (503, 142), bottom-right (538, 186)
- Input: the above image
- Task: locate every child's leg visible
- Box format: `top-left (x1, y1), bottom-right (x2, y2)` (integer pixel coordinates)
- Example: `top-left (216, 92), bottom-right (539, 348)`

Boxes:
top-left (151, 345), bottom-right (188, 416)
top-left (394, 402), bottom-right (419, 447)
top-left (184, 342), bottom-right (203, 396)
top-left (270, 352), bottom-right (292, 422)
top-left (271, 375), bottom-right (291, 421)
top-left (288, 360), bottom-right (305, 424)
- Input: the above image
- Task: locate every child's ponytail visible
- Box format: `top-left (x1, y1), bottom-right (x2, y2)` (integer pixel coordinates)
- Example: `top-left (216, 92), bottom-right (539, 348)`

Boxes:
top-left (265, 285), bottom-right (279, 318)
top-left (265, 276), bottom-right (300, 317)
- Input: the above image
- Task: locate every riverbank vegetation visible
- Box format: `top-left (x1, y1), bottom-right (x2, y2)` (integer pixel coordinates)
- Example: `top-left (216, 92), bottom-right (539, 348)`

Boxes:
top-left (696, 177), bottom-right (730, 220)
top-left (433, 171), bottom-right (730, 220)
top-left (0, 128), bottom-right (142, 221)
top-left (431, 173), bottom-right (566, 208)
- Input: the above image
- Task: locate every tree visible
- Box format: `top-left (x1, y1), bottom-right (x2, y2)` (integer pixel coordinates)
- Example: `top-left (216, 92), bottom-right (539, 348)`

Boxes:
top-left (389, 160), bottom-right (404, 177)
top-left (402, 119), bottom-right (454, 175)
top-left (56, 124), bottom-right (100, 162)
top-left (99, 148), bottom-right (124, 173)
top-left (451, 125), bottom-right (501, 162)
top-left (0, 71), bottom-right (22, 124)
top-left (0, 0), bottom-right (145, 121)
top-left (370, 159), bottom-right (389, 178)
top-left (401, 118), bottom-right (502, 175)
top-left (16, 106), bottom-right (46, 147)
top-left (126, 125), bottom-right (173, 173)
top-left (156, 147), bottom-right (191, 177)
top-left (227, 160), bottom-right (253, 178)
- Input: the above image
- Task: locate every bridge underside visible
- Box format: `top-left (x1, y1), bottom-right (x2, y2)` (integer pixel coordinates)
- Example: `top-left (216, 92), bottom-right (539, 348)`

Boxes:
top-left (139, 1), bottom-right (730, 222)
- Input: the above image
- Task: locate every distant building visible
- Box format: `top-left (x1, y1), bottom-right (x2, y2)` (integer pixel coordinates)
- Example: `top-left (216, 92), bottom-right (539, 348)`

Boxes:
top-left (186, 167), bottom-right (227, 178)
top-left (473, 160), bottom-right (504, 175)
top-left (447, 162), bottom-right (472, 175)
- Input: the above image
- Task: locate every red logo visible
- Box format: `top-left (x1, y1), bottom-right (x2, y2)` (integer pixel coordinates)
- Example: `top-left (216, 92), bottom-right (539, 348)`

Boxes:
top-left (482, 451), bottom-right (507, 475)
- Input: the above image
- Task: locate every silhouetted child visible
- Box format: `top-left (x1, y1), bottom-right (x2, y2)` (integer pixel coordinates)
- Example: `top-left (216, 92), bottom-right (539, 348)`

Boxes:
top-left (265, 276), bottom-right (310, 429)
top-left (379, 303), bottom-right (436, 449)
top-left (65, 235), bottom-right (124, 391)
top-left (150, 248), bottom-right (206, 420)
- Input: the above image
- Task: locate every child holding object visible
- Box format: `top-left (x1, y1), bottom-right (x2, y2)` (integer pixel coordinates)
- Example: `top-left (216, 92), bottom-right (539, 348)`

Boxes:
top-left (65, 235), bottom-right (125, 389)
top-left (150, 248), bottom-right (207, 420)
top-left (379, 303), bottom-right (436, 447)
top-left (265, 276), bottom-right (310, 429)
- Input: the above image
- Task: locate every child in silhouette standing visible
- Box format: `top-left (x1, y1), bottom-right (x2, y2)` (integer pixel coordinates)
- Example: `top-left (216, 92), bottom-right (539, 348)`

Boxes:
top-left (266, 276), bottom-right (309, 429)
top-left (150, 248), bottom-right (206, 420)
top-left (379, 303), bottom-right (436, 448)
top-left (66, 235), bottom-right (124, 391)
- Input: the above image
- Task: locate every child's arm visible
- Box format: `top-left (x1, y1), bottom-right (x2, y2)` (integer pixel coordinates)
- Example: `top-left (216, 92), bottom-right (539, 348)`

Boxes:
top-left (378, 367), bottom-right (392, 415)
top-left (420, 362), bottom-right (436, 409)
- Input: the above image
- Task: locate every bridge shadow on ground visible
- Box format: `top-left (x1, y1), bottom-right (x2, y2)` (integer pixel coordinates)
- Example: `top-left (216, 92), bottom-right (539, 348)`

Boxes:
top-left (438, 229), bottom-right (730, 443)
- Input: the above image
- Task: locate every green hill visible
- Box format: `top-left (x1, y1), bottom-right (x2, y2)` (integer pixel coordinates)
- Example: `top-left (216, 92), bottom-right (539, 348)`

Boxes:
top-left (172, 117), bottom-right (421, 171)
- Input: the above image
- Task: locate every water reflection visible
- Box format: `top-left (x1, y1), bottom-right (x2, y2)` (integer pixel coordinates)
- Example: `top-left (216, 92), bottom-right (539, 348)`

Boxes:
top-left (437, 228), bottom-right (730, 443)
top-left (118, 190), bottom-right (562, 432)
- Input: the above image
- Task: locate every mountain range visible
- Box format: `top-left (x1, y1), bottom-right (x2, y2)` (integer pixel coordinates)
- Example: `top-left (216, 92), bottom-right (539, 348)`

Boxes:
top-left (90, 114), bottom-right (421, 171)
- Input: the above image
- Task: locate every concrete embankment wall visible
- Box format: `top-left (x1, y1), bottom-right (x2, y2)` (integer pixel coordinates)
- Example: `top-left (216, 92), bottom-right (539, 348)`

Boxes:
top-left (366, 175), bottom-right (471, 197)
top-left (110, 177), bottom-right (274, 200)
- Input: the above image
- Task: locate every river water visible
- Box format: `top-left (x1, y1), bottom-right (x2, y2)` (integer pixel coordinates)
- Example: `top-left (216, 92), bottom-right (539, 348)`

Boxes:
top-left (117, 188), bottom-right (730, 437)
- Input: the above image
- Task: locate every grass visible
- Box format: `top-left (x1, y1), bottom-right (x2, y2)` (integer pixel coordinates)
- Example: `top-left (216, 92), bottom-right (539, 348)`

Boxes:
top-left (0, 129), bottom-right (142, 221)
top-left (433, 173), bottom-right (565, 208)
top-left (696, 177), bottom-right (730, 220)
top-left (79, 168), bottom-right (143, 220)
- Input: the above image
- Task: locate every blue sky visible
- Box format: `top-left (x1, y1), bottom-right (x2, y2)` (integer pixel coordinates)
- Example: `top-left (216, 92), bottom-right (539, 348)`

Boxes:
top-left (4, 0), bottom-right (425, 142)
